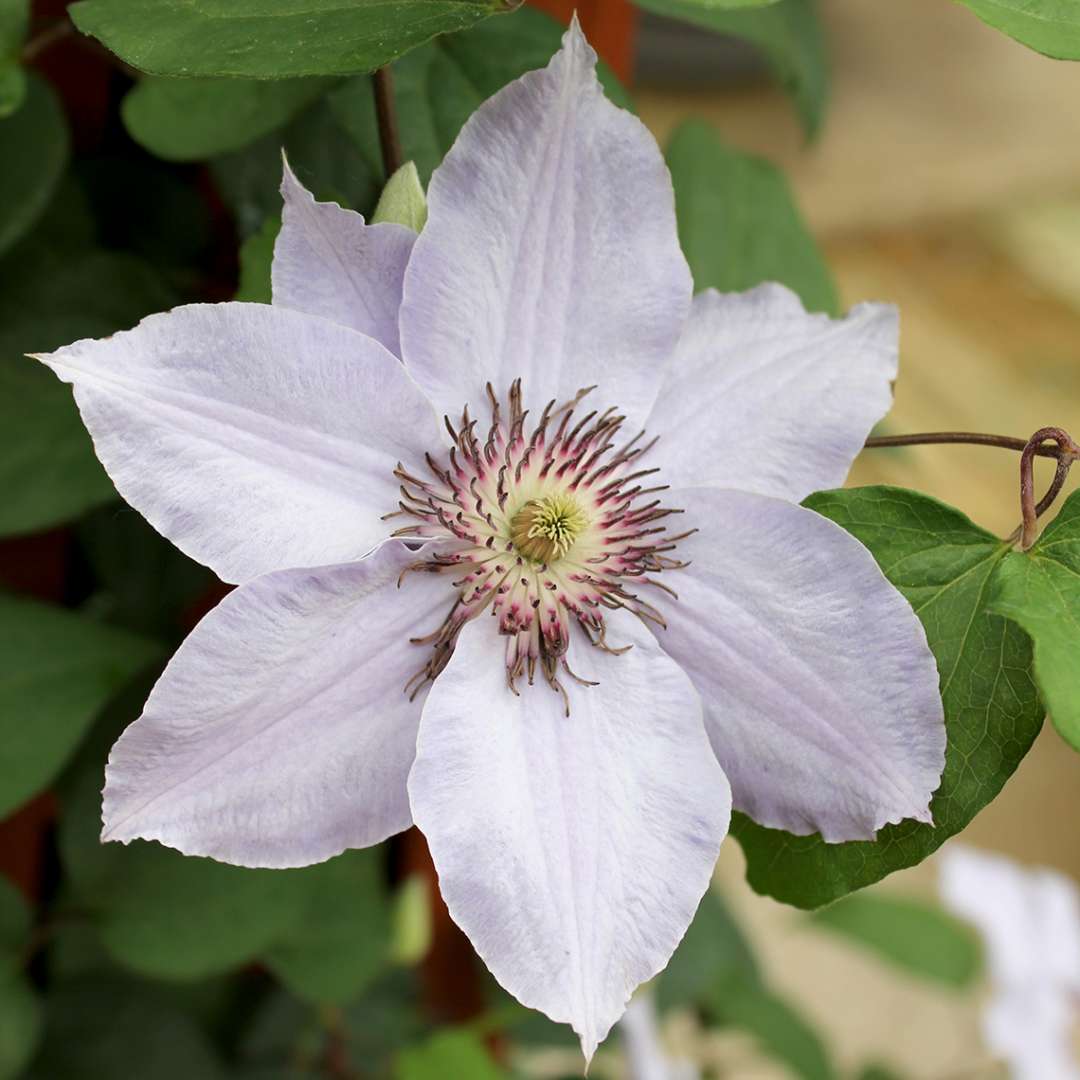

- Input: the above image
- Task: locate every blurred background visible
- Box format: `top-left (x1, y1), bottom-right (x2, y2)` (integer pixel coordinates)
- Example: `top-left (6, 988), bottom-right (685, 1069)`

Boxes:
top-left (2, 0), bottom-right (1079, 1077)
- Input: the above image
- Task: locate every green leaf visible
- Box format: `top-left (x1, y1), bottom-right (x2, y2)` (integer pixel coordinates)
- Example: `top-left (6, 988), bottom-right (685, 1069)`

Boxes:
top-left (0, 230), bottom-right (177, 537)
top-left (634, 0), bottom-right (827, 136)
top-left (657, 887), bottom-right (759, 1011)
top-left (26, 977), bottom-right (226, 1080)
top-left (0, 75), bottom-right (67, 256)
top-left (263, 850), bottom-right (390, 1004)
top-left (59, 762), bottom-right (312, 981)
top-left (69, 0), bottom-right (503, 78)
top-left (0, 593), bottom-right (160, 819)
top-left (0, 874), bottom-right (41, 1080)
top-left (808, 892), bottom-right (981, 986)
top-left (397, 1030), bottom-right (508, 1080)
top-left (956, 0), bottom-right (1080, 60)
top-left (0, 0), bottom-right (27, 119)
top-left (76, 506), bottom-right (216, 640)
top-left (989, 489), bottom-right (1080, 750)
top-left (734, 487), bottom-right (1044, 908)
top-left (372, 162), bottom-right (428, 231)
top-left (665, 119), bottom-right (837, 314)
top-left (235, 215), bottom-right (280, 303)
top-left (212, 96), bottom-right (380, 236)
top-left (0, 974), bottom-right (40, 1080)
top-left (710, 978), bottom-right (835, 1080)
top-left (122, 76), bottom-right (334, 161)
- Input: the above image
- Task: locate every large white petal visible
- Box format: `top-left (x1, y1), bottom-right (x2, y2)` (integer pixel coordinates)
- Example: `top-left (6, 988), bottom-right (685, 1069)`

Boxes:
top-left (398, 18), bottom-right (691, 430)
top-left (272, 160), bottom-right (416, 356)
top-left (409, 611), bottom-right (730, 1061)
top-left (34, 302), bottom-right (441, 584)
top-left (650, 285), bottom-right (898, 503)
top-left (657, 487), bottom-right (944, 842)
top-left (103, 541), bottom-right (452, 868)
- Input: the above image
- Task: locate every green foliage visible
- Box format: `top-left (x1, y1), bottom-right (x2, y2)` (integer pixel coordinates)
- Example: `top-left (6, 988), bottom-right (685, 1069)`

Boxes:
top-left (0, 217), bottom-right (177, 537)
top-left (0, 76), bottom-right (67, 256)
top-left (373, 162), bottom-right (428, 231)
top-left (0, 876), bottom-right (40, 1080)
top-left (235, 215), bottom-right (280, 304)
top-left (658, 889), bottom-right (835, 1080)
top-left (957, 0), bottom-right (1080, 59)
top-left (122, 77), bottom-right (334, 161)
top-left (634, 0), bottom-right (828, 136)
top-left (397, 1030), bottom-right (509, 1080)
top-left (26, 977), bottom-right (226, 1079)
top-left (666, 119), bottom-right (837, 313)
top-left (809, 892), bottom-right (982, 987)
top-left (990, 489), bottom-right (1080, 750)
top-left (263, 851), bottom-right (391, 1005)
top-left (734, 487), bottom-right (1044, 908)
top-left (69, 0), bottom-right (504, 78)
top-left (390, 874), bottom-right (433, 966)
top-left (0, 593), bottom-right (160, 819)
top-left (0, 0), bottom-right (27, 118)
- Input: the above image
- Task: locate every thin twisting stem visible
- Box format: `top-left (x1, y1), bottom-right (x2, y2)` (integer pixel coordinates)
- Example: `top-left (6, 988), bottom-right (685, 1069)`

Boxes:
top-left (1019, 427), bottom-right (1080, 550)
top-left (864, 431), bottom-right (1059, 457)
top-left (372, 66), bottom-right (403, 180)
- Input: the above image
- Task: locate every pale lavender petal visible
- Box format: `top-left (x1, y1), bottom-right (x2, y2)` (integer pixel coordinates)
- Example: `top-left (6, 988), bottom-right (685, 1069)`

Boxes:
top-left (651, 285), bottom-right (898, 502)
top-left (398, 18), bottom-right (691, 429)
top-left (34, 302), bottom-right (441, 583)
top-left (657, 487), bottom-right (944, 842)
top-left (103, 541), bottom-right (451, 868)
top-left (940, 846), bottom-right (1080, 1080)
top-left (409, 611), bottom-right (730, 1062)
top-left (273, 159), bottom-right (416, 356)
top-left (621, 990), bottom-right (700, 1080)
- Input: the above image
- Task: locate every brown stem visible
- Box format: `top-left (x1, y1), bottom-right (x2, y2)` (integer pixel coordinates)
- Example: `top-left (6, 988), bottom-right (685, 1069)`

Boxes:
top-left (20, 19), bottom-right (73, 63)
top-left (372, 66), bottom-right (403, 180)
top-left (1019, 428), bottom-right (1080, 550)
top-left (864, 431), bottom-right (1059, 457)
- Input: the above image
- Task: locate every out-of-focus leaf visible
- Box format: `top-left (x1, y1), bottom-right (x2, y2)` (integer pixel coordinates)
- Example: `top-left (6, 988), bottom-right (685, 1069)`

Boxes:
top-left (0, 593), bottom-right (160, 818)
top-left (666, 119), bottom-right (837, 313)
top-left (329, 7), bottom-right (632, 187)
top-left (77, 507), bottom-right (216, 640)
top-left (212, 96), bottom-right (380, 236)
top-left (957, 0), bottom-right (1080, 59)
top-left (0, 75), bottom-right (67, 255)
top-left (59, 763), bottom-right (312, 981)
top-left (857, 1065), bottom-right (906, 1080)
top-left (69, 0), bottom-right (503, 78)
top-left (0, 0), bottom-right (27, 118)
top-left (989, 490), bottom-right (1080, 751)
top-left (658, 887), bottom-right (759, 1011)
top-left (809, 892), bottom-right (982, 986)
top-left (734, 487), bottom-right (1044, 908)
top-left (263, 850), bottom-right (390, 1004)
top-left (634, 0), bottom-right (827, 136)
top-left (397, 1030), bottom-right (508, 1080)
top-left (372, 162), bottom-right (427, 231)
top-left (0, 876), bottom-right (40, 1080)
top-left (390, 873), bottom-right (433, 966)
top-left (0, 230), bottom-right (176, 537)
top-left (235, 215), bottom-right (279, 303)
top-left (26, 977), bottom-right (226, 1080)
top-left (703, 973), bottom-right (834, 1080)
top-left (122, 76), bottom-right (334, 161)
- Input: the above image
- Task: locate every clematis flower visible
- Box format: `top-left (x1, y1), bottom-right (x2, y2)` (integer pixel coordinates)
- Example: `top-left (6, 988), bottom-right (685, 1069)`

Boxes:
top-left (35, 21), bottom-right (945, 1060)
top-left (939, 845), bottom-right (1080, 1079)
top-left (620, 989), bottom-right (699, 1080)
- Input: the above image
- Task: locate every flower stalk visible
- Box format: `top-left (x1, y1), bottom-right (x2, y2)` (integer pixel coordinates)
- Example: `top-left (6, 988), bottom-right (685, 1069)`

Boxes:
top-left (372, 66), bottom-right (403, 179)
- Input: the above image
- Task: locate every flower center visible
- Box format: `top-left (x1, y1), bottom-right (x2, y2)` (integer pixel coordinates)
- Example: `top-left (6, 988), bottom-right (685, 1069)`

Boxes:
top-left (386, 380), bottom-right (689, 710)
top-left (510, 493), bottom-right (589, 563)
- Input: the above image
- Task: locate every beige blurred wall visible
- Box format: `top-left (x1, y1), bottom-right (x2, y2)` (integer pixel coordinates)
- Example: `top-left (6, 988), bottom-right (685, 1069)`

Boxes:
top-left (631, 2), bottom-right (1080, 1076)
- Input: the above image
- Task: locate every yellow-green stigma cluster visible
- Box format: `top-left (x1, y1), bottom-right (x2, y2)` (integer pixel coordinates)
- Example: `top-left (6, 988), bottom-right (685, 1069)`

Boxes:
top-left (510, 493), bottom-right (589, 563)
